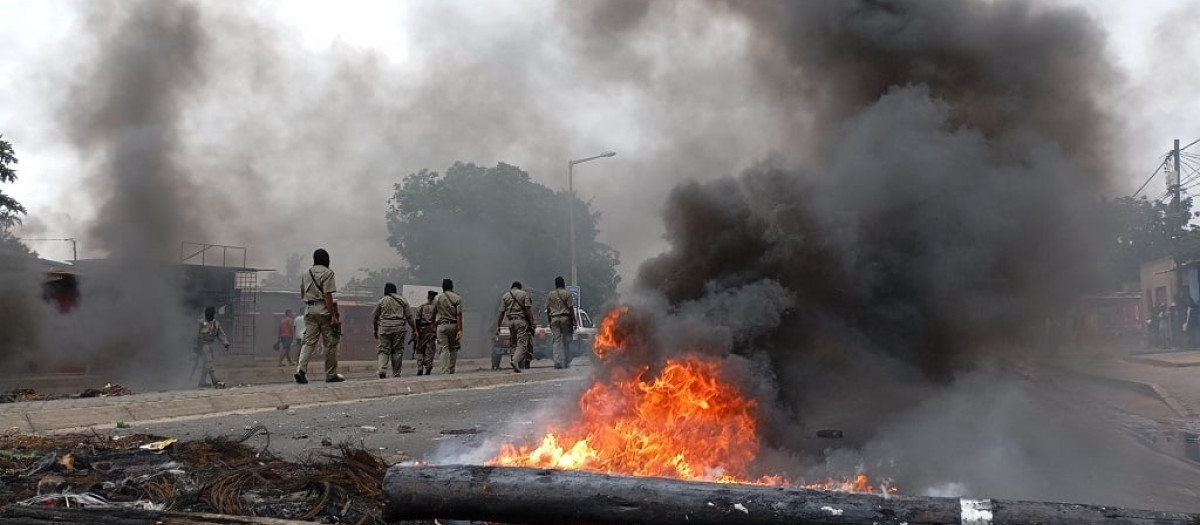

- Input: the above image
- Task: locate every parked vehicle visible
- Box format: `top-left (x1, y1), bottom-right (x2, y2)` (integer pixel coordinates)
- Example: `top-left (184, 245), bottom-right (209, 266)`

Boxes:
top-left (493, 308), bottom-right (596, 367)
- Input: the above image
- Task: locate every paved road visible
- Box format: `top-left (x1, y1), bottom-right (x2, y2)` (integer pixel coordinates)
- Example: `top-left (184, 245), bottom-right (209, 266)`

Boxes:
top-left (118, 365), bottom-right (1200, 513)
top-left (131, 376), bottom-right (588, 462)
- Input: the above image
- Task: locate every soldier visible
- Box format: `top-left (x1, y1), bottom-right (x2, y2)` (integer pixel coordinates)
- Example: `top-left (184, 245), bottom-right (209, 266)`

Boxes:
top-left (495, 281), bottom-right (534, 373)
top-left (545, 276), bottom-right (577, 369)
top-left (295, 248), bottom-right (343, 384)
top-left (195, 306), bottom-right (230, 389)
top-left (433, 278), bottom-right (464, 374)
top-left (372, 283), bottom-right (416, 378)
top-left (413, 290), bottom-right (438, 376)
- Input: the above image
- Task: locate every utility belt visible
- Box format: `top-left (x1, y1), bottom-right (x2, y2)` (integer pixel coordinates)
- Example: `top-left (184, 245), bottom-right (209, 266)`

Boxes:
top-left (436, 319), bottom-right (458, 326)
top-left (304, 300), bottom-right (323, 305)
top-left (550, 313), bottom-right (571, 318)
top-left (507, 314), bottom-right (526, 320)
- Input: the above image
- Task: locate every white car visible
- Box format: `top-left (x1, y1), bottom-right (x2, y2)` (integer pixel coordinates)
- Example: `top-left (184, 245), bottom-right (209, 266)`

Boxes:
top-left (493, 308), bottom-right (597, 366)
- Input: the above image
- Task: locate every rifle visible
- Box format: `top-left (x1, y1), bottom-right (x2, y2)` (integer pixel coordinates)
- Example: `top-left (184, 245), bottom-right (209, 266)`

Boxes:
top-left (330, 300), bottom-right (342, 337)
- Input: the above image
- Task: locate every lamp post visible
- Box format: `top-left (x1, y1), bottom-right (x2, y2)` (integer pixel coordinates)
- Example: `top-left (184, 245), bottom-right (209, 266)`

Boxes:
top-left (568, 151), bottom-right (615, 288)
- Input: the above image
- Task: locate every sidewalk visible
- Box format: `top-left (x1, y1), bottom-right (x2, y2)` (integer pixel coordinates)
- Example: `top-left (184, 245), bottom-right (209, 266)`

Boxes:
top-left (1059, 351), bottom-right (1200, 419)
top-left (0, 360), bottom-right (582, 434)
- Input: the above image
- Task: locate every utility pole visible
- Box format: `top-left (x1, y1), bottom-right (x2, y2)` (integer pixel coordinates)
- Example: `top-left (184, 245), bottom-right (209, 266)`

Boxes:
top-left (1174, 138), bottom-right (1182, 216)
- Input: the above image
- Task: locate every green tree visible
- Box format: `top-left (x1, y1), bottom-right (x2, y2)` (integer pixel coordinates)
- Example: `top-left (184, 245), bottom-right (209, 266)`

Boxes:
top-left (0, 134), bottom-right (27, 230)
top-left (1099, 195), bottom-right (1200, 287)
top-left (386, 162), bottom-right (620, 314)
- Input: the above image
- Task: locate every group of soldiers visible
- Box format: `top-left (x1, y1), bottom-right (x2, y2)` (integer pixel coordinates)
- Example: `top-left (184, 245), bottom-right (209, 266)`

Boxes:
top-left (493, 277), bottom-right (578, 372)
top-left (190, 248), bottom-right (578, 389)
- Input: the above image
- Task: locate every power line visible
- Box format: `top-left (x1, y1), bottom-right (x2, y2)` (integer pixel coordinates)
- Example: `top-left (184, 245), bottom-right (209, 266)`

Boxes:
top-left (1181, 137), bottom-right (1200, 152)
top-left (1132, 152), bottom-right (1171, 198)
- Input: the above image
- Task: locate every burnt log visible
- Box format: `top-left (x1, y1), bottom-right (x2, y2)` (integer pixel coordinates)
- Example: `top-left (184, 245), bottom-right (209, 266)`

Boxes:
top-left (0, 506), bottom-right (314, 525)
top-left (383, 464), bottom-right (1200, 525)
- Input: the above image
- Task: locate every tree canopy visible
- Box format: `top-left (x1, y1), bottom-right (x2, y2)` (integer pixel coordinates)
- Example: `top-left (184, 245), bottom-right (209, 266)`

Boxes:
top-left (1099, 195), bottom-right (1200, 287)
top-left (0, 135), bottom-right (27, 231)
top-left (386, 162), bottom-right (620, 314)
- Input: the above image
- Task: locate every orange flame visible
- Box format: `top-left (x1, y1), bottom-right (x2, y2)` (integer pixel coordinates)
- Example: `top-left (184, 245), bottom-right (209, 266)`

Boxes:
top-left (489, 307), bottom-right (890, 493)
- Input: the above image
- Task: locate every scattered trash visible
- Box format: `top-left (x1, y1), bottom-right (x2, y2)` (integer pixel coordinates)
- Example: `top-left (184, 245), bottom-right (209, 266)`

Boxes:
top-left (17, 492), bottom-right (165, 511)
top-left (0, 431), bottom-right (386, 523)
top-left (360, 426), bottom-right (378, 433)
top-left (287, 410), bottom-right (297, 415)
top-left (440, 428), bottom-right (481, 435)
top-left (36, 475), bottom-right (65, 495)
top-left (138, 439), bottom-right (178, 451)
top-left (291, 434), bottom-right (309, 440)
top-left (396, 424), bottom-right (416, 434)
top-left (733, 503), bottom-right (750, 514)
top-left (276, 404), bottom-right (290, 410)
top-left (1, 384), bottom-right (135, 404)
top-left (79, 383), bottom-right (133, 398)
top-left (115, 422), bottom-right (131, 429)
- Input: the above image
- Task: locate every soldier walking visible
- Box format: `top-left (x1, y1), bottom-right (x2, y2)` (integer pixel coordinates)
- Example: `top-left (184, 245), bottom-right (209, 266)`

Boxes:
top-left (495, 281), bottom-right (534, 373)
top-left (413, 290), bottom-right (438, 375)
top-left (372, 283), bottom-right (416, 378)
top-left (545, 276), bottom-right (577, 369)
top-left (295, 249), bottom-right (343, 384)
top-left (434, 278), bottom-right (464, 374)
top-left (195, 306), bottom-right (230, 389)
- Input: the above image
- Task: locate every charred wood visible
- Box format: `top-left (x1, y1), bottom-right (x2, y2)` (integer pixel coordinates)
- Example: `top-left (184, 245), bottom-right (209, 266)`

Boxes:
top-left (383, 464), bottom-right (1200, 525)
top-left (0, 506), bottom-right (314, 525)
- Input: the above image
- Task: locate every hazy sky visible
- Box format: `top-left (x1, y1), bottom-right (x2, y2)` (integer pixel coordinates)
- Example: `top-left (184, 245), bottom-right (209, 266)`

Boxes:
top-left (1, 0), bottom-right (1197, 291)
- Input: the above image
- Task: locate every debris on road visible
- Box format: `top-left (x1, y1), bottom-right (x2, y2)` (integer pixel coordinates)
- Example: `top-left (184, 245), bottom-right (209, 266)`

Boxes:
top-left (0, 431), bottom-right (388, 523)
top-left (0, 384), bottom-right (134, 404)
top-left (439, 428), bottom-right (480, 435)
top-left (395, 424), bottom-right (415, 434)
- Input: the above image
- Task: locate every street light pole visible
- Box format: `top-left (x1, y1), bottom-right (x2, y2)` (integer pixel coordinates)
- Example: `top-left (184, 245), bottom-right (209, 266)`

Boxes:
top-left (567, 151), bottom-right (616, 288)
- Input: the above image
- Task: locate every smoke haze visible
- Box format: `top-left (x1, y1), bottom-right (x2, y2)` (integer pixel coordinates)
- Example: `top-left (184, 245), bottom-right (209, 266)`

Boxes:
top-left (4, 0), bottom-right (1198, 509)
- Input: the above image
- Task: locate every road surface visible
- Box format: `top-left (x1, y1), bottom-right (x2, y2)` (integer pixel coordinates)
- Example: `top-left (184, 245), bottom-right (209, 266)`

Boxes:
top-left (122, 368), bottom-right (1200, 513)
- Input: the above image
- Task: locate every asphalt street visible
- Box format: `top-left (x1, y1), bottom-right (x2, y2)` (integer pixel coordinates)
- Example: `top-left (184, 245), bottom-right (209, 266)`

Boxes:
top-left (115, 365), bottom-right (1200, 513)
top-left (130, 373), bottom-right (588, 463)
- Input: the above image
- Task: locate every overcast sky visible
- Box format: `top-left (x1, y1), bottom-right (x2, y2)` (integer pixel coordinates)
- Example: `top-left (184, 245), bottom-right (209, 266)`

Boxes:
top-left (1, 0), bottom-right (1198, 291)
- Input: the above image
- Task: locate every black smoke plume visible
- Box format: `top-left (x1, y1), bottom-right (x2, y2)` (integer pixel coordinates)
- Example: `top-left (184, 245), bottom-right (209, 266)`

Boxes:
top-left (48, 0), bottom-right (210, 385)
top-left (636, 0), bottom-right (1116, 463)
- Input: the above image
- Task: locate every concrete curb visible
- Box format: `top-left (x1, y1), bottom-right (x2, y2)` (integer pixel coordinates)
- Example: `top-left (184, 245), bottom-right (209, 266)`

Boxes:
top-left (0, 369), bottom-right (576, 434)
top-left (1054, 366), bottom-right (1194, 418)
top-left (1124, 354), bottom-right (1200, 368)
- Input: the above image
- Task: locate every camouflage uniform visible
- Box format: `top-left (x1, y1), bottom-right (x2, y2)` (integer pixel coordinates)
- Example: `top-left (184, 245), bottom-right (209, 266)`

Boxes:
top-left (434, 291), bottom-right (464, 374)
top-left (414, 302), bottom-right (437, 375)
top-left (196, 317), bottom-right (229, 387)
top-left (297, 265), bottom-right (341, 381)
top-left (499, 287), bottom-right (533, 369)
top-left (545, 287), bottom-right (575, 368)
top-left (371, 293), bottom-right (412, 377)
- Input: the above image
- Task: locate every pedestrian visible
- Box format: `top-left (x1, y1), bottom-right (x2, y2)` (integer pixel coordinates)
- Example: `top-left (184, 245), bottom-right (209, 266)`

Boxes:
top-left (372, 282), bottom-right (416, 378)
top-left (434, 278), bottom-right (464, 374)
top-left (277, 309), bottom-right (295, 366)
top-left (413, 290), bottom-right (438, 376)
top-left (545, 276), bottom-right (577, 369)
top-left (195, 306), bottom-right (230, 389)
top-left (295, 248), bottom-right (343, 384)
top-left (496, 281), bottom-right (534, 373)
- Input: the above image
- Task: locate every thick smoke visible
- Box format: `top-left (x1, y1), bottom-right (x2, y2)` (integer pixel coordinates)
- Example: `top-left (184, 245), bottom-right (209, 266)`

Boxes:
top-left (42, 0), bottom-right (211, 386)
top-left (626, 0), bottom-right (1158, 504)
